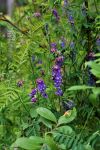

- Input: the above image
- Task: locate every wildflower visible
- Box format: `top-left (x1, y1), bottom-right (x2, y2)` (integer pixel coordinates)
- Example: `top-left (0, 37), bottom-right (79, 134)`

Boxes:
top-left (64, 0), bottom-right (68, 7)
top-left (36, 78), bottom-right (48, 98)
top-left (68, 14), bottom-right (74, 25)
top-left (29, 88), bottom-right (37, 98)
top-left (31, 97), bottom-right (37, 103)
top-left (50, 42), bottom-right (57, 53)
top-left (52, 9), bottom-right (58, 18)
top-left (29, 88), bottom-right (37, 103)
top-left (55, 56), bottom-right (64, 67)
top-left (37, 60), bottom-right (42, 64)
top-left (52, 65), bottom-right (63, 96)
top-left (33, 12), bottom-right (41, 17)
top-left (61, 41), bottom-right (65, 48)
top-left (17, 80), bottom-right (24, 87)
top-left (86, 51), bottom-right (95, 61)
top-left (52, 9), bottom-right (60, 21)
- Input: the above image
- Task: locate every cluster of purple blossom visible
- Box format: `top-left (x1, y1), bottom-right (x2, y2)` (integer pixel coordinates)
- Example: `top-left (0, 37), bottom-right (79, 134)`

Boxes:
top-left (29, 78), bottom-right (48, 103)
top-left (52, 55), bottom-right (64, 96)
top-left (52, 65), bottom-right (63, 96)
top-left (50, 42), bottom-right (57, 53)
top-left (52, 9), bottom-right (60, 22)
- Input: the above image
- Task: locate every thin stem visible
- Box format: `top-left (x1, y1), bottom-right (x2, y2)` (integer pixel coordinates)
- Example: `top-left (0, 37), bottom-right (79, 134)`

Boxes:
top-left (0, 15), bottom-right (28, 36)
top-left (80, 107), bottom-right (94, 135)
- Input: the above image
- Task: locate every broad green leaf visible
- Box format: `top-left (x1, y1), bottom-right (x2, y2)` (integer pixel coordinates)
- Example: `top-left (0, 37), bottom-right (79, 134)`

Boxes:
top-left (67, 85), bottom-right (93, 91)
top-left (45, 136), bottom-right (59, 150)
top-left (55, 126), bottom-right (73, 135)
top-left (30, 108), bottom-right (38, 118)
top-left (93, 87), bottom-right (100, 95)
top-left (12, 137), bottom-right (44, 150)
top-left (58, 108), bottom-right (77, 125)
top-left (39, 116), bottom-right (53, 129)
top-left (36, 107), bottom-right (57, 123)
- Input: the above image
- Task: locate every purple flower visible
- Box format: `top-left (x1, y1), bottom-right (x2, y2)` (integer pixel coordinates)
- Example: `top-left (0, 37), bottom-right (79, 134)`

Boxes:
top-left (36, 78), bottom-right (48, 98)
top-left (64, 0), bottom-right (68, 7)
top-left (55, 56), bottom-right (64, 67)
top-left (31, 97), bottom-right (37, 103)
top-left (37, 60), bottom-right (42, 64)
top-left (17, 80), bottom-right (24, 87)
top-left (29, 88), bottom-right (37, 98)
top-left (52, 9), bottom-right (58, 18)
top-left (52, 65), bottom-right (63, 96)
top-left (33, 12), bottom-right (41, 17)
top-left (52, 9), bottom-right (60, 21)
top-left (61, 41), bottom-right (65, 48)
top-left (29, 88), bottom-right (37, 103)
top-left (86, 51), bottom-right (95, 61)
top-left (55, 88), bottom-right (63, 96)
top-left (68, 14), bottom-right (74, 25)
top-left (51, 42), bottom-right (57, 48)
top-left (50, 43), bottom-right (57, 53)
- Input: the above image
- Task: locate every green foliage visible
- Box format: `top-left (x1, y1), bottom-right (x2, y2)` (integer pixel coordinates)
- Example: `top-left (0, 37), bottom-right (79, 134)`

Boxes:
top-left (0, 0), bottom-right (100, 149)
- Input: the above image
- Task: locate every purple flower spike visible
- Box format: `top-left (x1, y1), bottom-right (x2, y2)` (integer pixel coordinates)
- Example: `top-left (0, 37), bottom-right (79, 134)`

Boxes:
top-left (17, 80), bottom-right (24, 87)
top-left (50, 42), bottom-right (57, 53)
top-left (55, 56), bottom-right (64, 67)
top-left (33, 12), bottom-right (41, 17)
top-left (64, 0), bottom-right (68, 7)
top-left (29, 88), bottom-right (37, 98)
top-left (36, 78), bottom-right (48, 98)
top-left (55, 88), bottom-right (63, 96)
top-left (52, 65), bottom-right (63, 96)
top-left (68, 15), bottom-right (74, 25)
top-left (86, 51), bottom-right (95, 61)
top-left (52, 9), bottom-right (58, 18)
top-left (51, 42), bottom-right (57, 48)
top-left (31, 97), bottom-right (37, 103)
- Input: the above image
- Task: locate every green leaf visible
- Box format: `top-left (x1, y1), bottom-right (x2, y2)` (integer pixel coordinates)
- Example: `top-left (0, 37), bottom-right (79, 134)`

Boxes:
top-left (45, 136), bottom-right (59, 150)
top-left (30, 108), bottom-right (38, 118)
top-left (55, 126), bottom-right (73, 135)
top-left (12, 137), bottom-right (44, 150)
top-left (36, 107), bottom-right (57, 123)
top-left (58, 108), bottom-right (77, 125)
top-left (67, 85), bottom-right (93, 91)
top-left (39, 116), bottom-right (53, 129)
